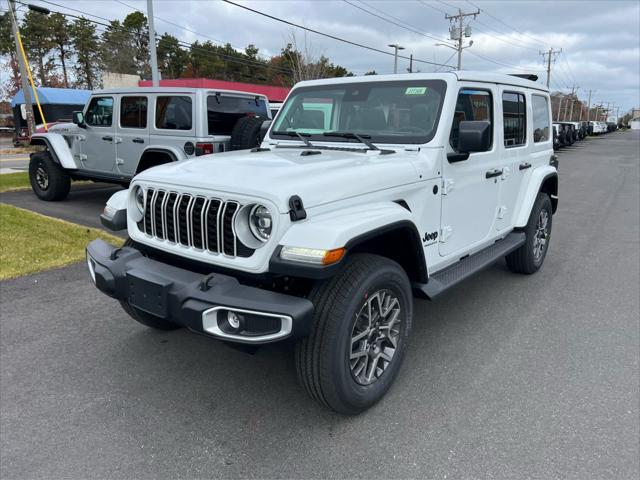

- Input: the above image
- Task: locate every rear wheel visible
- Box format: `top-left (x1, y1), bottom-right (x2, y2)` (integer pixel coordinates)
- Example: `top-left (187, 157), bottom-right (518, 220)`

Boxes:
top-left (506, 193), bottom-right (553, 274)
top-left (29, 151), bottom-right (70, 201)
top-left (295, 254), bottom-right (413, 414)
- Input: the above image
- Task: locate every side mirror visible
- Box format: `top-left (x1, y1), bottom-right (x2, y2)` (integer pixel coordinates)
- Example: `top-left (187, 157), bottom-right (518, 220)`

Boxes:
top-left (260, 119), bottom-right (272, 140)
top-left (448, 120), bottom-right (491, 163)
top-left (72, 111), bottom-right (85, 128)
top-left (458, 120), bottom-right (491, 153)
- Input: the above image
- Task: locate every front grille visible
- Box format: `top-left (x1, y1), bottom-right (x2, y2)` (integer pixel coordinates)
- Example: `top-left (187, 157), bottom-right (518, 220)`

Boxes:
top-left (141, 188), bottom-right (254, 258)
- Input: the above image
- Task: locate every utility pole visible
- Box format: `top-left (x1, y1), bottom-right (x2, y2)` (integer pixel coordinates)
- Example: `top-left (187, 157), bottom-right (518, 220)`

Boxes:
top-left (563, 84), bottom-right (576, 121)
top-left (539, 48), bottom-right (562, 88)
top-left (445, 8), bottom-right (479, 70)
top-left (388, 44), bottom-right (405, 74)
top-left (585, 89), bottom-right (594, 121)
top-left (568, 86), bottom-right (579, 121)
top-left (147, 0), bottom-right (159, 86)
top-left (556, 96), bottom-right (564, 121)
top-left (407, 54), bottom-right (413, 73)
top-left (8, 0), bottom-right (35, 136)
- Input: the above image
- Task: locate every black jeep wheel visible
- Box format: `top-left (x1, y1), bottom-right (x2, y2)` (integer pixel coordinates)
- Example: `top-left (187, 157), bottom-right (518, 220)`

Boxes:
top-left (506, 193), bottom-right (553, 274)
top-left (119, 238), bottom-right (180, 331)
top-left (29, 151), bottom-right (70, 201)
top-left (230, 116), bottom-right (265, 151)
top-left (295, 254), bottom-right (413, 415)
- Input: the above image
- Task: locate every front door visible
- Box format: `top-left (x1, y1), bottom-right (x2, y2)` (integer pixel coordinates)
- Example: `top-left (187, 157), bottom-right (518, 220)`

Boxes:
top-left (116, 95), bottom-right (149, 176)
top-left (81, 96), bottom-right (116, 173)
top-left (439, 87), bottom-right (501, 257)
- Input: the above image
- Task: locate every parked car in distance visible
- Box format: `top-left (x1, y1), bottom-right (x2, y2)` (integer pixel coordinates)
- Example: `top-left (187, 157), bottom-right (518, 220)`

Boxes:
top-left (88, 72), bottom-right (558, 414)
top-left (28, 87), bottom-right (272, 201)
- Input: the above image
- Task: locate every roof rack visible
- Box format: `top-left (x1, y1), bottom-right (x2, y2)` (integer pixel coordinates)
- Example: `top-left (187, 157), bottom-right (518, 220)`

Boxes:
top-left (509, 74), bottom-right (539, 82)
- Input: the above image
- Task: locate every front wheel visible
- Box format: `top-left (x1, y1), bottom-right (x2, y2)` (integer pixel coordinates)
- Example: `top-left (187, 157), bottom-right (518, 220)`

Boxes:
top-left (506, 193), bottom-right (553, 274)
top-left (29, 151), bottom-right (70, 201)
top-left (295, 254), bottom-right (413, 415)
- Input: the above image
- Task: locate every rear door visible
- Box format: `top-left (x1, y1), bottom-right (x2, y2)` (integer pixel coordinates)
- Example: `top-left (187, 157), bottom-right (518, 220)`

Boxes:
top-left (495, 89), bottom-right (528, 230)
top-left (116, 95), bottom-right (149, 176)
top-left (81, 95), bottom-right (116, 173)
top-left (439, 86), bottom-right (501, 257)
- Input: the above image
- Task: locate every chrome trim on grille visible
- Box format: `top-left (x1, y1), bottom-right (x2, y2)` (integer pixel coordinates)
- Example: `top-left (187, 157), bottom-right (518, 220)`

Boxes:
top-left (139, 188), bottom-right (252, 258)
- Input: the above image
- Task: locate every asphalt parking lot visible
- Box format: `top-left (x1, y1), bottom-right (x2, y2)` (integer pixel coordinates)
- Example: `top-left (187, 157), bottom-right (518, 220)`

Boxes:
top-left (1, 131), bottom-right (638, 479)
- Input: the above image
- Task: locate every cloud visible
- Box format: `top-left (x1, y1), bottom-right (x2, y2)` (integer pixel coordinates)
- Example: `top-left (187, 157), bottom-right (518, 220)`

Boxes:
top-left (28, 0), bottom-right (640, 112)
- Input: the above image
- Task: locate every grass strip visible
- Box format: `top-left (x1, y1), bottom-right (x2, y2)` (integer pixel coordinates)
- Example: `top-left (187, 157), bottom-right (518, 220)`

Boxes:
top-left (0, 172), bottom-right (30, 193)
top-left (0, 203), bottom-right (122, 281)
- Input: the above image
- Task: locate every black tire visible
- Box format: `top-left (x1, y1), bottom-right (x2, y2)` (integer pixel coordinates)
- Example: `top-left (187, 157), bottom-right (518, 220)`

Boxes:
top-left (506, 193), bottom-right (553, 274)
top-left (119, 238), bottom-right (180, 331)
top-left (29, 151), bottom-right (70, 201)
top-left (295, 254), bottom-right (413, 415)
top-left (229, 116), bottom-right (265, 151)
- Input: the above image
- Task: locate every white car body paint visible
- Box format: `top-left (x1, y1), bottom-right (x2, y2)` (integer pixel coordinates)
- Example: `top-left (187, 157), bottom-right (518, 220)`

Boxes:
top-left (104, 71), bottom-right (557, 278)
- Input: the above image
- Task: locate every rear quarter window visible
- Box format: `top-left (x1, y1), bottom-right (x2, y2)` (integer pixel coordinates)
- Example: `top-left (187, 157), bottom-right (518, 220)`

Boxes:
top-left (532, 94), bottom-right (550, 143)
top-left (155, 96), bottom-right (192, 130)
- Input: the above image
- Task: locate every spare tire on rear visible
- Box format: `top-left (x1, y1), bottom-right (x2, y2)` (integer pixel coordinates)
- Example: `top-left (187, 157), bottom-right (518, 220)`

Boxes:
top-left (230, 116), bottom-right (266, 151)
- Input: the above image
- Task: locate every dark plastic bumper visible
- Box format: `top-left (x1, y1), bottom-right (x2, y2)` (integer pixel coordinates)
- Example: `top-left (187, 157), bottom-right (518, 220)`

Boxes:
top-left (86, 239), bottom-right (314, 343)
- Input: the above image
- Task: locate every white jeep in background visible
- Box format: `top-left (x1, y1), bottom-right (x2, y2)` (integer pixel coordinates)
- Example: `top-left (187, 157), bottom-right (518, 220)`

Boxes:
top-left (87, 72), bottom-right (558, 414)
top-left (28, 87), bottom-right (271, 201)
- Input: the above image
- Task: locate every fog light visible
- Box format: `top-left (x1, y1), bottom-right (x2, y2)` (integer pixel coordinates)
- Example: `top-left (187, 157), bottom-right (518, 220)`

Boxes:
top-left (86, 254), bottom-right (96, 283)
top-left (227, 311), bottom-right (242, 330)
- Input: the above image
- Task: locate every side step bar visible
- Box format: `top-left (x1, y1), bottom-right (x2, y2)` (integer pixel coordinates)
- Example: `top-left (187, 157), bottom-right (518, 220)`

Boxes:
top-left (413, 232), bottom-right (526, 300)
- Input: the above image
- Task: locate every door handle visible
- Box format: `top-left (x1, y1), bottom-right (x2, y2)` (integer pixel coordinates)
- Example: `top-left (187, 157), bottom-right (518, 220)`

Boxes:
top-left (101, 136), bottom-right (113, 141)
top-left (132, 138), bottom-right (144, 144)
top-left (519, 162), bottom-right (532, 170)
top-left (485, 168), bottom-right (503, 179)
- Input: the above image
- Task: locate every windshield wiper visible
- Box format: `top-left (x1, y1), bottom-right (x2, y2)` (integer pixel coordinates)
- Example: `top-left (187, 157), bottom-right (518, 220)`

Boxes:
top-left (272, 130), bottom-right (314, 147)
top-left (323, 131), bottom-right (380, 151)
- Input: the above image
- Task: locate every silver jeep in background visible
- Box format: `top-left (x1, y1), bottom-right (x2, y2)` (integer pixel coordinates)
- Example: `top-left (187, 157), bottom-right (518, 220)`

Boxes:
top-left (28, 87), bottom-right (271, 201)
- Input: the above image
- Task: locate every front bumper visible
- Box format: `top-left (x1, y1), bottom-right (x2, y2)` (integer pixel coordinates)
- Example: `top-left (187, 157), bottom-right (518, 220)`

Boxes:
top-left (86, 239), bottom-right (314, 344)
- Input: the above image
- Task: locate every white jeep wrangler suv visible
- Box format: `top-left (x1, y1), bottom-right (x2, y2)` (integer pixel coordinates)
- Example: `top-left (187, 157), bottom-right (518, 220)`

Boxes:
top-left (87, 72), bottom-right (558, 414)
top-left (28, 87), bottom-right (270, 201)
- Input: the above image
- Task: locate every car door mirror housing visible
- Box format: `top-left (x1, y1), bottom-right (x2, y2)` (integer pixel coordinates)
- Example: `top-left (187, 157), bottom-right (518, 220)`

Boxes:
top-left (458, 120), bottom-right (491, 154)
top-left (72, 111), bottom-right (86, 128)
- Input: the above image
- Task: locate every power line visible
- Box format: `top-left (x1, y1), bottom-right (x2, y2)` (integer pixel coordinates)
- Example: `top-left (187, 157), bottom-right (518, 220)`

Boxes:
top-left (221, 0), bottom-right (454, 68)
top-left (415, 0), bottom-right (450, 17)
top-left (465, 0), bottom-right (549, 48)
top-left (345, 0), bottom-right (449, 44)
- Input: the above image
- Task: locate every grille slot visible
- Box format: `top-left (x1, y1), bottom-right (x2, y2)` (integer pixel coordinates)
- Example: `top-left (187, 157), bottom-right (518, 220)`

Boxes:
top-left (138, 189), bottom-right (254, 258)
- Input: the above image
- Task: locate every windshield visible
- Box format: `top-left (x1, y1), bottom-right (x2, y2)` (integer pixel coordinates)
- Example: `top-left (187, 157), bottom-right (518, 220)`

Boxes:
top-left (271, 80), bottom-right (447, 144)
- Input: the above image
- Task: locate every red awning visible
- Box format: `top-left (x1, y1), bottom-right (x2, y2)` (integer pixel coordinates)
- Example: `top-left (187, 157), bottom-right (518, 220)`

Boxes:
top-left (138, 78), bottom-right (290, 103)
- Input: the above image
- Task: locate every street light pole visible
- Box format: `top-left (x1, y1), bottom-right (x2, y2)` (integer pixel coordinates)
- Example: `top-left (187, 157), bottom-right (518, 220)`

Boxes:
top-left (8, 0), bottom-right (35, 136)
top-left (388, 44), bottom-right (405, 74)
top-left (147, 0), bottom-right (159, 86)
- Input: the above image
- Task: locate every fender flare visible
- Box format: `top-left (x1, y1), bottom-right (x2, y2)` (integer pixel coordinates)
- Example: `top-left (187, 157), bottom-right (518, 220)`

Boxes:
top-left (514, 166), bottom-right (558, 227)
top-left (270, 202), bottom-right (427, 281)
top-left (30, 133), bottom-right (78, 169)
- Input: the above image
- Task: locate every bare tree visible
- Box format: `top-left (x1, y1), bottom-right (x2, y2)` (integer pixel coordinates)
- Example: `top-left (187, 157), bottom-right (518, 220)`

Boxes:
top-left (286, 31), bottom-right (330, 83)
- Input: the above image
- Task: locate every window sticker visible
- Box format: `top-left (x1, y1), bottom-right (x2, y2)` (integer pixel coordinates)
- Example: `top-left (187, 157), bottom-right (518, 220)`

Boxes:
top-left (405, 87), bottom-right (427, 95)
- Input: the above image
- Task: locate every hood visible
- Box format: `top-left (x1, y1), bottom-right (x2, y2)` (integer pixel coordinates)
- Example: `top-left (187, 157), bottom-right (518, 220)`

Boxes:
top-left (136, 147), bottom-right (421, 212)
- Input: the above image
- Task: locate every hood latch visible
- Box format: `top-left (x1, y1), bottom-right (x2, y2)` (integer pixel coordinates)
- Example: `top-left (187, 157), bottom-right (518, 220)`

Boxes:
top-left (288, 195), bottom-right (307, 221)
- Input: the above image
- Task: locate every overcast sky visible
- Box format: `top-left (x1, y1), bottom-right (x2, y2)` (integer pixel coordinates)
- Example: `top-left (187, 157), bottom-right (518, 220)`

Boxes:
top-left (27, 0), bottom-right (640, 114)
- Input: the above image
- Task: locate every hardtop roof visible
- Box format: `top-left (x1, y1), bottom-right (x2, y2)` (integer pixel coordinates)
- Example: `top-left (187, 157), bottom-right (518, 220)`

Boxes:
top-left (294, 71), bottom-right (549, 93)
top-left (90, 86), bottom-right (269, 98)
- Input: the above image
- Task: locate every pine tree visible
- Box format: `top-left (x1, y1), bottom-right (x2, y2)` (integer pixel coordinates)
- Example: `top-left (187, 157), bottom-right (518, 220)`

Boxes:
top-left (71, 18), bottom-right (100, 89)
top-left (48, 13), bottom-right (71, 88)
top-left (21, 10), bottom-right (54, 86)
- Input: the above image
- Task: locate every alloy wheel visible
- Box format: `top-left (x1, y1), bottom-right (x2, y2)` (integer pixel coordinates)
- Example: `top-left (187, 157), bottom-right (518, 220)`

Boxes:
top-left (533, 209), bottom-right (549, 261)
top-left (349, 289), bottom-right (403, 386)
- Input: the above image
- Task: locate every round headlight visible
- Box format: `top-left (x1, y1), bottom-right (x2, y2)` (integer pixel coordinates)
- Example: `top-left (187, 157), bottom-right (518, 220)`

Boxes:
top-left (133, 185), bottom-right (145, 215)
top-left (249, 204), bottom-right (272, 242)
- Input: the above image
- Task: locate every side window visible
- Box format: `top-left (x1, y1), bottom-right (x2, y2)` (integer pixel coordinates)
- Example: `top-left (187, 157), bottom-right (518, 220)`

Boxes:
top-left (120, 96), bottom-right (147, 129)
top-left (449, 89), bottom-right (492, 151)
top-left (502, 92), bottom-right (526, 147)
top-left (532, 94), bottom-right (550, 143)
top-left (155, 96), bottom-right (192, 130)
top-left (85, 97), bottom-right (113, 127)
